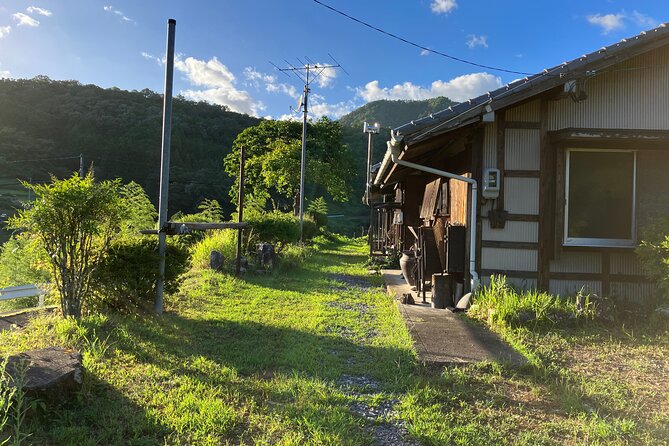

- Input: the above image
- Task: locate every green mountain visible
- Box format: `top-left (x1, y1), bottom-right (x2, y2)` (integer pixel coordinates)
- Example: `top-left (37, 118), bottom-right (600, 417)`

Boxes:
top-left (0, 77), bottom-right (260, 218)
top-left (338, 96), bottom-right (457, 129)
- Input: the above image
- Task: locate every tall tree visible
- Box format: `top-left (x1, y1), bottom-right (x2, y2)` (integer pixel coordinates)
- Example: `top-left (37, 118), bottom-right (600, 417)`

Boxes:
top-left (224, 117), bottom-right (355, 212)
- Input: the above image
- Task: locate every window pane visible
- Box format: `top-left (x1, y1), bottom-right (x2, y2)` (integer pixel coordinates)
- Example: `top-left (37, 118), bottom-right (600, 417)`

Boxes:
top-left (567, 151), bottom-right (634, 240)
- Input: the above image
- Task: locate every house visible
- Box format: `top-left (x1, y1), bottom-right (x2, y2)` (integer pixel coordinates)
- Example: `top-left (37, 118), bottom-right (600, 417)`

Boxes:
top-left (372, 22), bottom-right (669, 301)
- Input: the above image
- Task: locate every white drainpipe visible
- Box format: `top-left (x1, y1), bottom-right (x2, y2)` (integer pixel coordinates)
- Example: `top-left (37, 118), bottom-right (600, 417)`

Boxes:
top-left (387, 132), bottom-right (480, 291)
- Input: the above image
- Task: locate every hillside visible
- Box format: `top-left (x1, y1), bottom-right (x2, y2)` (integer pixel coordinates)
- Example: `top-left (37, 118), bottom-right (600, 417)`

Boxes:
top-left (338, 96), bottom-right (457, 129)
top-left (0, 77), bottom-right (260, 217)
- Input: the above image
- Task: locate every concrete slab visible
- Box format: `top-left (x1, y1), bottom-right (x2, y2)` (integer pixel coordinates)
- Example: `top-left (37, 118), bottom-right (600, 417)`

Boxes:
top-left (382, 270), bottom-right (527, 367)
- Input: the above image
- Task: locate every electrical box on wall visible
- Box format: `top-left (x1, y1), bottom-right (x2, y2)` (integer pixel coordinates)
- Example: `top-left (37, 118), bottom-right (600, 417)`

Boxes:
top-left (482, 168), bottom-right (500, 199)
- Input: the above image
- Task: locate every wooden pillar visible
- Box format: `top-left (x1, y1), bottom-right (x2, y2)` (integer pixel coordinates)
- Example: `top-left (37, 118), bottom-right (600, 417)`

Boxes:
top-left (537, 98), bottom-right (555, 291)
top-left (495, 110), bottom-right (506, 211)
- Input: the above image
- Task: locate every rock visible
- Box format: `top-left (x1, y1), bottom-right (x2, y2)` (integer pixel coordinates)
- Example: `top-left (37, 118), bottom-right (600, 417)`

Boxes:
top-left (256, 243), bottom-right (275, 269)
top-left (654, 306), bottom-right (669, 320)
top-left (209, 250), bottom-right (225, 271)
top-left (6, 347), bottom-right (83, 404)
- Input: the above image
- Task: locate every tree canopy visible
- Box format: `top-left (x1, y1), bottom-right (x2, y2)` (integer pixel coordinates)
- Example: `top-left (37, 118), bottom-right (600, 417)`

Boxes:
top-left (224, 117), bottom-right (355, 212)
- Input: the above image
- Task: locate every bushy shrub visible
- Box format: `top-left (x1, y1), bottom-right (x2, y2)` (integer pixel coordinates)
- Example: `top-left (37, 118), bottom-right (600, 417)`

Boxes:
top-left (275, 244), bottom-right (312, 273)
top-left (191, 229), bottom-right (238, 271)
top-left (0, 233), bottom-right (50, 288)
top-left (92, 237), bottom-right (189, 312)
top-left (637, 217), bottom-right (669, 303)
top-left (246, 211), bottom-right (317, 252)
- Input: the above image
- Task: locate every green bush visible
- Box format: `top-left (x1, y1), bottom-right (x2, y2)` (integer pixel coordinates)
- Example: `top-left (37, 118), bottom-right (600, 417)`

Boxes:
top-left (307, 196), bottom-right (328, 229)
top-left (637, 217), bottom-right (669, 303)
top-left (92, 237), bottom-right (190, 313)
top-left (275, 244), bottom-right (312, 273)
top-left (0, 233), bottom-right (50, 288)
top-left (246, 211), bottom-right (317, 252)
top-left (191, 229), bottom-right (238, 271)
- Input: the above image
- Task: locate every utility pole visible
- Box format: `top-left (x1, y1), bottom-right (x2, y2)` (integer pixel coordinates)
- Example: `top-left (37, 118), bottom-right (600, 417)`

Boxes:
top-left (235, 146), bottom-right (246, 277)
top-left (155, 18), bottom-right (176, 314)
top-left (271, 57), bottom-right (345, 243)
top-left (298, 71), bottom-right (309, 242)
top-left (79, 154), bottom-right (84, 178)
top-left (363, 122), bottom-right (380, 257)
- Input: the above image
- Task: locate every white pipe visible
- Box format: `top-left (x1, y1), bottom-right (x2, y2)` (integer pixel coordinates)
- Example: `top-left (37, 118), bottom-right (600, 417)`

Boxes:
top-left (387, 133), bottom-right (480, 291)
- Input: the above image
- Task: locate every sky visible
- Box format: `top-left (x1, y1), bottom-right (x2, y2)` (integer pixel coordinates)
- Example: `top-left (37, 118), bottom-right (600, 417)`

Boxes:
top-left (0, 0), bottom-right (667, 121)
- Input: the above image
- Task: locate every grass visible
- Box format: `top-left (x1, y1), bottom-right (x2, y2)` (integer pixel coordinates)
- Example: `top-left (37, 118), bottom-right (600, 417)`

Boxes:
top-left (0, 237), bottom-right (667, 445)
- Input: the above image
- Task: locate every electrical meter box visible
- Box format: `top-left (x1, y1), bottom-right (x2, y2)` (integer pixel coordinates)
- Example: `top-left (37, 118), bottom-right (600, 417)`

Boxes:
top-left (482, 168), bottom-right (500, 199)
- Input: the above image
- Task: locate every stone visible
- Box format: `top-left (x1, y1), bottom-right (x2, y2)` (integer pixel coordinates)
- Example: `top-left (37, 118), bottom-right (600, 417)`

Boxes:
top-left (209, 250), bottom-right (225, 271)
top-left (6, 347), bottom-right (83, 404)
top-left (256, 243), bottom-right (275, 269)
top-left (654, 306), bottom-right (669, 320)
top-left (455, 292), bottom-right (473, 310)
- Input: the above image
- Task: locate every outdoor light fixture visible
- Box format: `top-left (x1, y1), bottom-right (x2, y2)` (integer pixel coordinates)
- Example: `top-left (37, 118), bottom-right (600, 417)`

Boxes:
top-left (363, 122), bottom-right (381, 134)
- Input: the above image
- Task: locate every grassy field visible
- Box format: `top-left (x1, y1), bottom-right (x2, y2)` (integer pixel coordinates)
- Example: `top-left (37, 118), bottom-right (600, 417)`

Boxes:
top-left (0, 237), bottom-right (668, 445)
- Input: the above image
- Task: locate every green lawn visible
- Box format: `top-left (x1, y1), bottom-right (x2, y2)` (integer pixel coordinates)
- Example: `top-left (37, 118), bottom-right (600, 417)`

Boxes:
top-left (1, 237), bottom-right (667, 445)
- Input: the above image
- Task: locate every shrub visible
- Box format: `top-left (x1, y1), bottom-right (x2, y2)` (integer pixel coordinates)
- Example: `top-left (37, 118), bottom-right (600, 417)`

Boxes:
top-left (0, 233), bottom-right (50, 288)
top-left (246, 211), bottom-right (317, 252)
top-left (637, 217), bottom-right (669, 304)
top-left (92, 237), bottom-right (189, 313)
top-left (275, 244), bottom-right (312, 273)
top-left (191, 229), bottom-right (238, 271)
top-left (307, 196), bottom-right (328, 229)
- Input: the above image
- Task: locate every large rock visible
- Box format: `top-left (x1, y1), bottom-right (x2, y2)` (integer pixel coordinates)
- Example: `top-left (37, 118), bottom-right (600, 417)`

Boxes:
top-left (209, 250), bottom-right (225, 271)
top-left (6, 347), bottom-right (83, 404)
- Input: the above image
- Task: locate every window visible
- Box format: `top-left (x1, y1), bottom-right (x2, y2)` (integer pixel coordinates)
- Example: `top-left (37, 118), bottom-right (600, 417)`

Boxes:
top-left (564, 149), bottom-right (636, 247)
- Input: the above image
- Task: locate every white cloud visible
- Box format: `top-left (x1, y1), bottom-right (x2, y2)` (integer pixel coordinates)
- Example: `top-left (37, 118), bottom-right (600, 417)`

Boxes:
top-left (175, 56), bottom-right (263, 116)
top-left (312, 64), bottom-right (337, 88)
top-left (420, 49), bottom-right (430, 56)
top-left (0, 70), bottom-right (10, 78)
top-left (466, 34), bottom-right (488, 49)
top-left (0, 26), bottom-right (10, 38)
top-left (12, 12), bottom-right (39, 27)
top-left (587, 13), bottom-right (626, 34)
top-left (26, 6), bottom-right (51, 17)
top-left (244, 67), bottom-right (301, 98)
top-left (431, 0), bottom-right (457, 14)
top-left (631, 10), bottom-right (658, 28)
top-left (356, 73), bottom-right (502, 103)
top-left (141, 51), bottom-right (163, 65)
top-left (103, 5), bottom-right (134, 23)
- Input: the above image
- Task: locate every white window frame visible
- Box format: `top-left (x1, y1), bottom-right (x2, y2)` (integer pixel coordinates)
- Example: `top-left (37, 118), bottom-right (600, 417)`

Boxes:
top-left (563, 148), bottom-right (637, 247)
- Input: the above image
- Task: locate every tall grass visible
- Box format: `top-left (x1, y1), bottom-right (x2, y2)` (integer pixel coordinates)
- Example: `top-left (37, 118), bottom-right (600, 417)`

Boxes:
top-left (470, 275), bottom-right (590, 327)
top-left (190, 230), bottom-right (238, 271)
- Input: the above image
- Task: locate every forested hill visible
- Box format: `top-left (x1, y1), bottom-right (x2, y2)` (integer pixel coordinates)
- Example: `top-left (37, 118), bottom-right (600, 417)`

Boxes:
top-left (338, 96), bottom-right (457, 130)
top-left (0, 77), bottom-right (260, 214)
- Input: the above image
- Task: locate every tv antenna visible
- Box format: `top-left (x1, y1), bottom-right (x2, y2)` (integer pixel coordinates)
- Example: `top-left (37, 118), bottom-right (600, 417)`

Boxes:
top-left (269, 55), bottom-right (345, 242)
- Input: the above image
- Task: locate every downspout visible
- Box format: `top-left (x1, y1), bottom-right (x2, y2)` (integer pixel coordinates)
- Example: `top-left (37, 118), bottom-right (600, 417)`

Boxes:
top-left (387, 131), bottom-right (480, 292)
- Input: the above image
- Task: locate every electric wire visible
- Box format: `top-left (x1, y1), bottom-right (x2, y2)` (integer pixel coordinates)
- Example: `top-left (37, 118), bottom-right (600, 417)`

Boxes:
top-left (311, 0), bottom-right (533, 76)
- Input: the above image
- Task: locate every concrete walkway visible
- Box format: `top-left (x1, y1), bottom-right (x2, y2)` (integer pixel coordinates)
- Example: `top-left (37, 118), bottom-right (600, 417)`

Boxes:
top-left (382, 270), bottom-right (526, 367)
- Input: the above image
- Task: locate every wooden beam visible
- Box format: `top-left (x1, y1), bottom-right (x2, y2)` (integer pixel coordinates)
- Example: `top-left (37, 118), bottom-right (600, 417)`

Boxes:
top-left (505, 121), bottom-right (541, 130)
top-left (537, 98), bottom-right (553, 291)
top-left (482, 240), bottom-right (538, 250)
top-left (505, 170), bottom-right (540, 178)
top-left (482, 213), bottom-right (539, 222)
top-left (496, 111), bottom-right (506, 211)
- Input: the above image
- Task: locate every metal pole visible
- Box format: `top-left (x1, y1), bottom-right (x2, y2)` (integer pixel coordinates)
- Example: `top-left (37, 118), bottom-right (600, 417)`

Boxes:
top-left (298, 68), bottom-right (310, 243)
top-left (366, 131), bottom-right (373, 256)
top-left (79, 153), bottom-right (84, 178)
top-left (155, 19), bottom-right (176, 314)
top-left (235, 146), bottom-right (245, 277)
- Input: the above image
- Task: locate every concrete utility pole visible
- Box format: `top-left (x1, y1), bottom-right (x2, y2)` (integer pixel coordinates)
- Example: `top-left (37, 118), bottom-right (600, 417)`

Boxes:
top-left (272, 57), bottom-right (344, 243)
top-left (298, 72), bottom-right (309, 243)
top-left (155, 19), bottom-right (176, 314)
top-left (363, 122), bottom-right (380, 256)
top-left (79, 154), bottom-right (84, 178)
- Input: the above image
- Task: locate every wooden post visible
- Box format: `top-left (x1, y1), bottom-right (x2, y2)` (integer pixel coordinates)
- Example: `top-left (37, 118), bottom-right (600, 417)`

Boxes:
top-left (236, 146), bottom-right (245, 277)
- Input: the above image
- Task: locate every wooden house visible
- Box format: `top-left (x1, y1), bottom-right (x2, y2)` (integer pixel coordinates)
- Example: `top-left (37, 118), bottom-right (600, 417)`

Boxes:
top-left (372, 22), bottom-right (669, 300)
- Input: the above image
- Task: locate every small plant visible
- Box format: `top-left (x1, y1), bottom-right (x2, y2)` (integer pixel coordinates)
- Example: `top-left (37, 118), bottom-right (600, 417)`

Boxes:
top-left (0, 357), bottom-right (15, 445)
top-left (307, 197), bottom-right (328, 229)
top-left (190, 230), bottom-right (238, 271)
top-left (636, 216), bottom-right (669, 304)
top-left (6, 360), bottom-right (30, 446)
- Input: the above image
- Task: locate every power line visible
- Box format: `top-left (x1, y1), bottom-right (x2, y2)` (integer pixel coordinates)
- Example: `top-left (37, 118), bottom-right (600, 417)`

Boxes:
top-left (311, 0), bottom-right (532, 76)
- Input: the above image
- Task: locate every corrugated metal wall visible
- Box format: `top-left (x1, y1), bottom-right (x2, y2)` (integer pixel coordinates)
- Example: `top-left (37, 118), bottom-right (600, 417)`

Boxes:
top-left (610, 282), bottom-right (657, 302)
top-left (550, 252), bottom-right (602, 273)
top-left (505, 129), bottom-right (541, 170)
top-left (547, 48), bottom-right (669, 130)
top-left (505, 99), bottom-right (540, 121)
top-left (483, 220), bottom-right (538, 242)
top-left (503, 178), bottom-right (540, 214)
top-left (550, 280), bottom-right (602, 297)
top-left (482, 247), bottom-right (537, 271)
top-left (610, 252), bottom-right (644, 275)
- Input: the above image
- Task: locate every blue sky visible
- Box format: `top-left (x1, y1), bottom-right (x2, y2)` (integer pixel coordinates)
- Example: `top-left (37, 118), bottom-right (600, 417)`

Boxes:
top-left (0, 1), bottom-right (666, 120)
